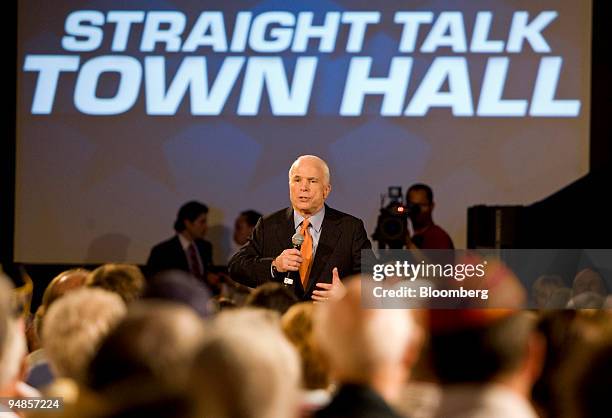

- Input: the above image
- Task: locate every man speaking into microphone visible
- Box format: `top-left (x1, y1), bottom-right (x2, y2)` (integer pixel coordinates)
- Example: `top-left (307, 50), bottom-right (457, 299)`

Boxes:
top-left (229, 155), bottom-right (372, 302)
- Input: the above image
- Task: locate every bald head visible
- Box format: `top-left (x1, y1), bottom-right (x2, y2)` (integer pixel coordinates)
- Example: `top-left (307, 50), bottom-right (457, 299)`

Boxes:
top-left (35, 269), bottom-right (90, 340)
top-left (573, 269), bottom-right (607, 298)
top-left (42, 268), bottom-right (89, 309)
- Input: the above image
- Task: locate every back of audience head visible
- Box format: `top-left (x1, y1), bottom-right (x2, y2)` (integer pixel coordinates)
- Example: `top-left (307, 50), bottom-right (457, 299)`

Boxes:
top-left (0, 273), bottom-right (11, 349)
top-left (532, 310), bottom-right (612, 418)
top-left (567, 291), bottom-right (605, 309)
top-left (210, 296), bottom-right (238, 313)
top-left (42, 287), bottom-right (126, 384)
top-left (41, 268), bottom-right (90, 310)
top-left (34, 268), bottom-right (89, 343)
top-left (214, 306), bottom-right (281, 330)
top-left (189, 307), bottom-right (300, 418)
top-left (0, 272), bottom-right (28, 396)
top-left (87, 301), bottom-right (205, 394)
top-left (314, 278), bottom-right (420, 401)
top-left (539, 310), bottom-right (612, 417)
top-left (282, 302), bottom-right (330, 391)
top-left (532, 274), bottom-right (566, 308)
top-left (429, 310), bottom-right (544, 395)
top-left (246, 282), bottom-right (298, 314)
top-left (143, 270), bottom-right (212, 318)
top-left (572, 268), bottom-right (607, 298)
top-left (560, 337), bottom-right (612, 418)
top-left (87, 263), bottom-right (145, 303)
top-left (545, 287), bottom-right (572, 309)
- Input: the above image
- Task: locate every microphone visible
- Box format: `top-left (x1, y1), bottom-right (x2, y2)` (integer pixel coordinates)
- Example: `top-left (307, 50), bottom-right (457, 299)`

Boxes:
top-left (284, 233), bottom-right (304, 286)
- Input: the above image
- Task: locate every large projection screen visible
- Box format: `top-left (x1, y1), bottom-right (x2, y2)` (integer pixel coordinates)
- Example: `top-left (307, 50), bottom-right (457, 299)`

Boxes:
top-left (16, 0), bottom-right (591, 265)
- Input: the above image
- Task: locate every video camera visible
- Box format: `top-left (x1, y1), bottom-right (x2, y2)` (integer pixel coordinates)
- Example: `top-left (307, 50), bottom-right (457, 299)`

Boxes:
top-left (372, 186), bottom-right (420, 249)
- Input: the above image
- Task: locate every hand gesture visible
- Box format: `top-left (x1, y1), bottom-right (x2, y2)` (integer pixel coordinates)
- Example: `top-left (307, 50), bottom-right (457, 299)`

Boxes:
top-left (312, 267), bottom-right (346, 303)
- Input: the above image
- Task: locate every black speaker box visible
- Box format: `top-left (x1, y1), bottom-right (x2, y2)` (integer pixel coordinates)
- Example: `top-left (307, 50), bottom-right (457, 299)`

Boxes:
top-left (467, 205), bottom-right (525, 249)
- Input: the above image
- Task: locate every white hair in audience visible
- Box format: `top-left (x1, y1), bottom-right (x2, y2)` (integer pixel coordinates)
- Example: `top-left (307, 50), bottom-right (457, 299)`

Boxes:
top-left (213, 306), bottom-right (281, 329)
top-left (190, 308), bottom-right (300, 418)
top-left (314, 278), bottom-right (418, 381)
top-left (566, 291), bottom-right (605, 309)
top-left (42, 287), bottom-right (126, 383)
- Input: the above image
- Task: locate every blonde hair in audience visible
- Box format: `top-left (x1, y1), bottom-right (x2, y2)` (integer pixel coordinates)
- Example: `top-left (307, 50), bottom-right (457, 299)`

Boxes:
top-left (87, 264), bottom-right (145, 303)
top-left (282, 302), bottom-right (330, 390)
top-left (42, 288), bottom-right (126, 383)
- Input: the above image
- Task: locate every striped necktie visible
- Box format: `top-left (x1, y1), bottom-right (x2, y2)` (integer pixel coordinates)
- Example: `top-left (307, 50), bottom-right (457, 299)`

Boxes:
top-left (188, 242), bottom-right (203, 278)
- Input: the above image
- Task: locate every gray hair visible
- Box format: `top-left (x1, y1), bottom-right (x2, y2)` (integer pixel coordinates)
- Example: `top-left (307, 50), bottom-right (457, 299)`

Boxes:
top-left (314, 278), bottom-right (418, 381)
top-left (288, 155), bottom-right (331, 185)
top-left (42, 287), bottom-right (127, 382)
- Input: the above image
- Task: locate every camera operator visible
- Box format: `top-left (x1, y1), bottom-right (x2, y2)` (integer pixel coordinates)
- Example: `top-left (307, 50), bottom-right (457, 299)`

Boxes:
top-left (405, 184), bottom-right (454, 249)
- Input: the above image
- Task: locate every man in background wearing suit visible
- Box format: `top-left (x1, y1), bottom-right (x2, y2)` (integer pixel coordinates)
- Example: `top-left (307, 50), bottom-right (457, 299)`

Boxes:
top-left (146, 201), bottom-right (212, 282)
top-left (229, 155), bottom-right (372, 302)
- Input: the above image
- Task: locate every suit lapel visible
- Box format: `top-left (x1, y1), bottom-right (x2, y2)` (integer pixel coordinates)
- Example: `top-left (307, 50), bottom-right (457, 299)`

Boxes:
top-left (306, 207), bottom-right (342, 294)
top-left (275, 208), bottom-right (295, 249)
top-left (171, 236), bottom-right (189, 271)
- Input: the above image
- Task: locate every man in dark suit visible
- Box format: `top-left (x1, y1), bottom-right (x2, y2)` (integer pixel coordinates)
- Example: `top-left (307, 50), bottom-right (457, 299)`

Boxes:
top-left (146, 201), bottom-right (212, 282)
top-left (229, 155), bottom-right (372, 301)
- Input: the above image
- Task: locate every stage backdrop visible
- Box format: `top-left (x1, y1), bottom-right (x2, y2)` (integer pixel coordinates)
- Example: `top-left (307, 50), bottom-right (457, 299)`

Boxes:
top-left (16, 0), bottom-right (591, 265)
